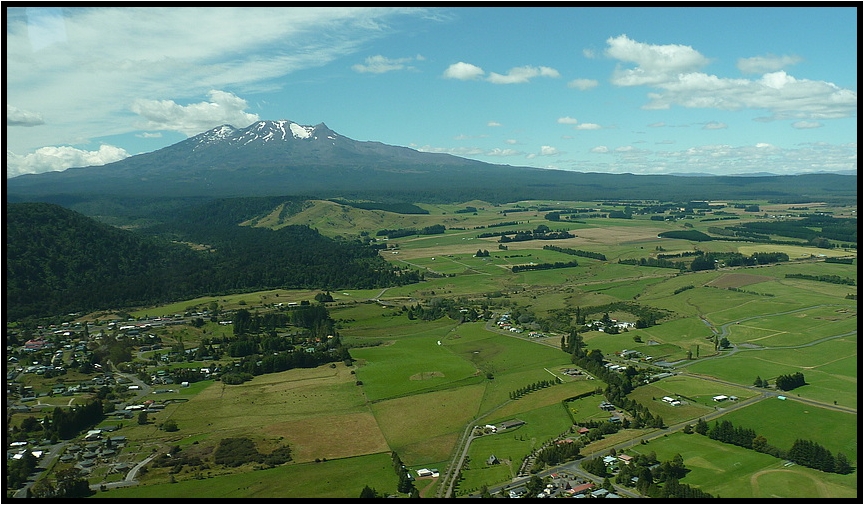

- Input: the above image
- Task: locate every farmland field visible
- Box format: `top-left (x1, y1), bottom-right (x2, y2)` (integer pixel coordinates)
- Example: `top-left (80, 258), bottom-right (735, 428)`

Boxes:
top-left (22, 198), bottom-right (855, 500)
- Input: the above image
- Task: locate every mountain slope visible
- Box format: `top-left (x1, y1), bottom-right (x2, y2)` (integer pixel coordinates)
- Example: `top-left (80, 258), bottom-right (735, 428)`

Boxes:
top-left (6, 120), bottom-right (858, 205)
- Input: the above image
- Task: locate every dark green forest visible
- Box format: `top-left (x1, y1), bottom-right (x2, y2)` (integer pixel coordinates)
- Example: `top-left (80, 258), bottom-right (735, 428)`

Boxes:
top-left (6, 202), bottom-right (421, 320)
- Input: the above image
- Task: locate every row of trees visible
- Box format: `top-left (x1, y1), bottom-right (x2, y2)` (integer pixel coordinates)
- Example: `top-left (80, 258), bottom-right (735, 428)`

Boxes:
top-left (508, 378), bottom-right (562, 400)
top-left (692, 418), bottom-right (852, 475)
top-left (511, 260), bottom-right (579, 273)
top-left (542, 245), bottom-right (607, 261)
top-left (785, 273), bottom-right (856, 286)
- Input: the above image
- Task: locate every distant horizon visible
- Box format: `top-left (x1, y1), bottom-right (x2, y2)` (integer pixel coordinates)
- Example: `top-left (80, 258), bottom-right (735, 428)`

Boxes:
top-left (6, 6), bottom-right (858, 178)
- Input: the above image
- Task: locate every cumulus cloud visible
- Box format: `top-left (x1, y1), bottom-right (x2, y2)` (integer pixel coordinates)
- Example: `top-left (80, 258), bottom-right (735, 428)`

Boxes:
top-left (737, 54), bottom-right (802, 74)
top-left (590, 146), bottom-right (609, 153)
top-left (792, 120), bottom-right (822, 129)
top-left (6, 7), bottom-right (423, 154)
top-left (486, 148), bottom-right (523, 157)
top-left (7, 105), bottom-right (45, 127)
top-left (443, 61), bottom-right (485, 80)
top-left (487, 65), bottom-right (559, 84)
top-left (702, 122), bottom-right (727, 130)
top-left (539, 146), bottom-right (561, 156)
top-left (605, 35), bottom-right (857, 120)
top-left (575, 123), bottom-right (602, 130)
top-left (131, 90), bottom-right (259, 136)
top-left (352, 54), bottom-right (419, 73)
top-left (557, 116), bottom-right (578, 124)
top-left (7, 144), bottom-right (129, 177)
top-left (416, 145), bottom-right (485, 156)
top-left (567, 78), bottom-right (598, 90)
top-left (606, 34), bottom-right (710, 86)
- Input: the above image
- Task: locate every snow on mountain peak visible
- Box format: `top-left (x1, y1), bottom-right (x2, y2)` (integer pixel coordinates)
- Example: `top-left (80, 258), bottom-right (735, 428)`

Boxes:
top-left (289, 122), bottom-right (313, 139)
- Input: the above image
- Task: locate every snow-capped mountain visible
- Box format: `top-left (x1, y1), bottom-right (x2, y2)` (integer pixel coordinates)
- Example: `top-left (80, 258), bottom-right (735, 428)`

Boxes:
top-left (6, 120), bottom-right (504, 198)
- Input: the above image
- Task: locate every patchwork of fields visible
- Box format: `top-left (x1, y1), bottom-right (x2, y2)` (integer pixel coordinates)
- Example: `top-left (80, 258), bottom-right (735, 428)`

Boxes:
top-left (60, 199), bottom-right (857, 499)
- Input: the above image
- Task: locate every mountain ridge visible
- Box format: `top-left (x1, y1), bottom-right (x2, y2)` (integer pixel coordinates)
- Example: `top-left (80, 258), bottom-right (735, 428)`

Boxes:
top-left (6, 120), bottom-right (858, 204)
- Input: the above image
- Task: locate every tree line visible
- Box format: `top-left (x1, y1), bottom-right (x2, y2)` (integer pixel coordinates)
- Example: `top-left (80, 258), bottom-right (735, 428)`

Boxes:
top-left (509, 378), bottom-right (562, 400)
top-left (785, 273), bottom-right (855, 286)
top-left (542, 244), bottom-right (607, 261)
top-left (692, 418), bottom-right (852, 474)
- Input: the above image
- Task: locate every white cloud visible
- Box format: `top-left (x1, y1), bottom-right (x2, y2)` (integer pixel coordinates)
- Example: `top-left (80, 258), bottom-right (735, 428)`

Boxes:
top-left (567, 78), bottom-right (598, 90)
top-left (487, 121), bottom-right (502, 127)
top-left (131, 90), bottom-right (260, 136)
top-left (590, 146), bottom-right (609, 153)
top-left (575, 123), bottom-right (601, 130)
top-left (486, 148), bottom-right (523, 157)
top-left (539, 146), bottom-right (561, 156)
top-left (6, 7), bottom-right (424, 154)
top-left (583, 48), bottom-right (596, 59)
top-left (737, 54), bottom-right (802, 74)
top-left (557, 116), bottom-right (578, 124)
top-left (486, 65), bottom-right (560, 84)
top-left (416, 145), bottom-right (485, 156)
top-left (443, 61), bottom-right (485, 80)
top-left (605, 36), bottom-right (856, 120)
top-left (505, 139), bottom-right (518, 145)
top-left (7, 105), bottom-right (45, 127)
top-left (702, 122), bottom-right (727, 130)
top-left (352, 54), bottom-right (418, 73)
top-left (6, 144), bottom-right (129, 177)
top-left (606, 34), bottom-right (710, 86)
top-left (792, 120), bottom-right (823, 129)
top-left (136, 132), bottom-right (163, 138)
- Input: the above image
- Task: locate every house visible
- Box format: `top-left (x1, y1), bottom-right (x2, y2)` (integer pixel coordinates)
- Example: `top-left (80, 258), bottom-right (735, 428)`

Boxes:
top-left (599, 401), bottom-right (616, 411)
top-left (617, 454), bottom-right (633, 465)
top-left (577, 427), bottom-right (590, 435)
top-left (487, 455), bottom-right (499, 465)
top-left (590, 488), bottom-right (609, 498)
top-left (603, 456), bottom-right (617, 466)
top-left (509, 487), bottom-right (527, 499)
top-left (569, 482), bottom-right (594, 494)
top-left (713, 395), bottom-right (728, 402)
top-left (416, 468), bottom-right (433, 477)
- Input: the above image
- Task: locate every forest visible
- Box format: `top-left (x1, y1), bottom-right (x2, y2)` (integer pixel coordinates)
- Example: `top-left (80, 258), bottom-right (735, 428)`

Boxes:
top-left (6, 202), bottom-right (422, 321)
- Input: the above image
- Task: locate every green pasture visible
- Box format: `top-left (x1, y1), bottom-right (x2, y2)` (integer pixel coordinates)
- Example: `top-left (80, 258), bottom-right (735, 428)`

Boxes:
top-left (565, 393), bottom-right (612, 424)
top-left (459, 403), bottom-right (575, 495)
top-left (579, 276), bottom-right (669, 301)
top-left (683, 334), bottom-right (857, 407)
top-left (724, 305), bottom-right (857, 347)
top-left (713, 400), bottom-right (857, 462)
top-left (629, 432), bottom-right (857, 498)
top-left (351, 326), bottom-right (481, 401)
top-left (97, 452), bottom-right (399, 499)
top-left (627, 377), bottom-right (751, 423)
top-left (370, 384), bottom-right (485, 465)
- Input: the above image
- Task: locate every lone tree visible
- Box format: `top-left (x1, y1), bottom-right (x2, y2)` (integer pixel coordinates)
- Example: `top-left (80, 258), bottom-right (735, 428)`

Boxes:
top-left (137, 411), bottom-right (148, 425)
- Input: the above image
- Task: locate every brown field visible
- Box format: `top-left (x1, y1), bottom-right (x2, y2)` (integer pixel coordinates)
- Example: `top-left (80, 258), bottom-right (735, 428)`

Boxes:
top-left (706, 273), bottom-right (774, 289)
top-left (263, 412), bottom-right (389, 462)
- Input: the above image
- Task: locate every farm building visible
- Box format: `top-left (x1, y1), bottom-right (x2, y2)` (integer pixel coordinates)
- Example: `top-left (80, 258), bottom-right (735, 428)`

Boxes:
top-left (487, 455), bottom-right (500, 465)
top-left (713, 395), bottom-right (728, 402)
top-left (416, 468), bottom-right (433, 477)
top-left (498, 419), bottom-right (526, 430)
top-left (569, 482), bottom-right (595, 494)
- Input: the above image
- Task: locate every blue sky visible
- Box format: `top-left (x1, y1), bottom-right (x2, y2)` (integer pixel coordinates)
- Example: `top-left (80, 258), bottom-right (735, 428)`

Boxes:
top-left (6, 6), bottom-right (859, 178)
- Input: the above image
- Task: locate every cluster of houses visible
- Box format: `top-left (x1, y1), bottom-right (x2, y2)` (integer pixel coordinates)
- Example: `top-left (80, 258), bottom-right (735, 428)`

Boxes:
top-left (508, 473), bottom-right (623, 499)
top-left (585, 320), bottom-right (635, 332)
top-left (495, 313), bottom-right (522, 333)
